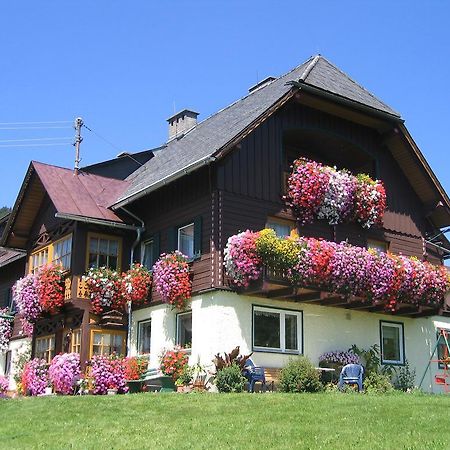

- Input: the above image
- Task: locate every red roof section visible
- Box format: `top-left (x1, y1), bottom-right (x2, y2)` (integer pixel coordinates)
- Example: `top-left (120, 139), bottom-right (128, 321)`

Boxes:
top-left (32, 161), bottom-right (129, 223)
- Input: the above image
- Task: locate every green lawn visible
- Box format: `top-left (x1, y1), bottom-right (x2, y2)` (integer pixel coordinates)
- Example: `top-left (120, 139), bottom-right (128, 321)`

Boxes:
top-left (0, 393), bottom-right (449, 449)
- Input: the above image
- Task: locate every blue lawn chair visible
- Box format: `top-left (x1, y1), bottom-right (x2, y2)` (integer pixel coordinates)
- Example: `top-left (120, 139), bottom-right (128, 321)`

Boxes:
top-left (243, 359), bottom-right (266, 393)
top-left (338, 364), bottom-right (364, 392)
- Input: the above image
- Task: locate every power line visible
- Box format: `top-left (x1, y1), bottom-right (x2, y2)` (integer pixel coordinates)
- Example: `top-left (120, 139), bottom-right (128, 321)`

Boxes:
top-left (0, 120), bottom-right (72, 125)
top-left (83, 123), bottom-right (122, 152)
top-left (0, 137), bottom-right (72, 143)
top-left (0, 125), bottom-right (72, 130)
top-left (0, 142), bottom-right (72, 148)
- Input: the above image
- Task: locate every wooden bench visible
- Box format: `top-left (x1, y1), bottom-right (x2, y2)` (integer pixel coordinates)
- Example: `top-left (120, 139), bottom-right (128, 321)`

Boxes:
top-left (264, 368), bottom-right (282, 391)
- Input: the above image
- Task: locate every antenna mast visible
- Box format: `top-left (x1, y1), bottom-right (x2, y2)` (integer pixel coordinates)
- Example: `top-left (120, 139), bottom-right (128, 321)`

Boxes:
top-left (73, 117), bottom-right (84, 174)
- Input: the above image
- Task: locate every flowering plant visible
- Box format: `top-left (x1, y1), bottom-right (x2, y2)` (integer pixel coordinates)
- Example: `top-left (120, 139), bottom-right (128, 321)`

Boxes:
top-left (13, 273), bottom-right (41, 323)
top-left (224, 230), bottom-right (262, 288)
top-left (285, 157), bottom-right (386, 228)
top-left (319, 350), bottom-right (361, 365)
top-left (122, 263), bottom-right (152, 306)
top-left (0, 375), bottom-right (8, 395)
top-left (153, 251), bottom-right (191, 309)
top-left (160, 346), bottom-right (189, 380)
top-left (48, 353), bottom-right (80, 395)
top-left (0, 309), bottom-right (12, 352)
top-left (89, 354), bottom-right (128, 394)
top-left (224, 229), bottom-right (450, 309)
top-left (21, 358), bottom-right (48, 396)
top-left (36, 265), bottom-right (65, 313)
top-left (83, 267), bottom-right (123, 314)
top-left (124, 356), bottom-right (148, 380)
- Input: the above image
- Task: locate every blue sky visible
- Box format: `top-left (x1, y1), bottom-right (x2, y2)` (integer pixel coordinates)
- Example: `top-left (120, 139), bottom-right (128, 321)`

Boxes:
top-left (1, 1), bottom-right (449, 209)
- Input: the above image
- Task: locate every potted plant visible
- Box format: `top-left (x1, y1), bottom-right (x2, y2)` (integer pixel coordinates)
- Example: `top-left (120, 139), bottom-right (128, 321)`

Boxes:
top-left (124, 356), bottom-right (148, 393)
top-left (175, 365), bottom-right (193, 393)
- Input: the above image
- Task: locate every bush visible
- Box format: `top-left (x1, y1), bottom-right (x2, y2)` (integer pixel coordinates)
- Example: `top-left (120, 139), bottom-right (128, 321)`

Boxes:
top-left (48, 353), bottom-right (80, 395)
top-left (280, 357), bottom-right (323, 393)
top-left (363, 371), bottom-right (393, 394)
top-left (394, 360), bottom-right (416, 391)
top-left (215, 363), bottom-right (246, 393)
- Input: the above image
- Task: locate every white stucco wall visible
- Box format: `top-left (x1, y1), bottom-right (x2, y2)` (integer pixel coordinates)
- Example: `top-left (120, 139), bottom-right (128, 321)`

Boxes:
top-left (130, 291), bottom-right (450, 393)
top-left (0, 337), bottom-right (31, 391)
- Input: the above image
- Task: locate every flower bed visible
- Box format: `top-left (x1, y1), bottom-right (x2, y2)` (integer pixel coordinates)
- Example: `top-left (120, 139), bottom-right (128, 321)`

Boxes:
top-left (21, 358), bottom-right (48, 396)
top-left (284, 157), bottom-right (386, 228)
top-left (48, 353), bottom-right (80, 395)
top-left (90, 354), bottom-right (128, 394)
top-left (153, 251), bottom-right (191, 309)
top-left (224, 228), bottom-right (450, 309)
top-left (0, 309), bottom-right (12, 352)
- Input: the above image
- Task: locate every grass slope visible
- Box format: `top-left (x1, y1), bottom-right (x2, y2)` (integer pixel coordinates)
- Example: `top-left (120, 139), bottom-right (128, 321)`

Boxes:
top-left (0, 393), bottom-right (449, 449)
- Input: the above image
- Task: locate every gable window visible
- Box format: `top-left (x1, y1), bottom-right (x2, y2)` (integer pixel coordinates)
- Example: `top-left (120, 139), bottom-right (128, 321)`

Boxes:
top-left (176, 311), bottom-right (192, 349)
top-left (367, 239), bottom-right (388, 254)
top-left (178, 223), bottom-right (195, 259)
top-left (35, 334), bottom-right (55, 363)
top-left (87, 233), bottom-right (121, 271)
top-left (380, 321), bottom-right (405, 365)
top-left (91, 330), bottom-right (126, 357)
top-left (266, 218), bottom-right (295, 238)
top-left (30, 247), bottom-right (49, 274)
top-left (253, 306), bottom-right (302, 353)
top-left (138, 320), bottom-right (151, 354)
top-left (53, 235), bottom-right (72, 270)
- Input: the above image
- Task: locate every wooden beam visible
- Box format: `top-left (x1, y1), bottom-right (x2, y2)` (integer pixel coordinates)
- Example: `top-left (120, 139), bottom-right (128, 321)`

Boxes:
top-left (296, 292), bottom-right (321, 303)
top-left (320, 292), bottom-right (347, 306)
top-left (267, 287), bottom-right (296, 298)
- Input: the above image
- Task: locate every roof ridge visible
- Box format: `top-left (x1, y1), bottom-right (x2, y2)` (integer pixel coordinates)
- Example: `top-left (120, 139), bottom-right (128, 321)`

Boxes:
top-left (311, 56), bottom-right (398, 113)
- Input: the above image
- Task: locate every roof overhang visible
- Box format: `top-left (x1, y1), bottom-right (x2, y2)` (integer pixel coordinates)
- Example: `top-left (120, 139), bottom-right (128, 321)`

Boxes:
top-left (54, 213), bottom-right (139, 231)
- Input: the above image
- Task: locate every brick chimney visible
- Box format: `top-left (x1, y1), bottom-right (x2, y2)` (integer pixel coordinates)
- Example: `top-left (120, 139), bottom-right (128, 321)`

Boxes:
top-left (167, 109), bottom-right (199, 140)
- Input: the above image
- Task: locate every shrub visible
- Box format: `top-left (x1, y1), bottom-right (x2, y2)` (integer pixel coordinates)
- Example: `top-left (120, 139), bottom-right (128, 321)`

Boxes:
top-left (280, 357), bottom-right (323, 393)
top-left (21, 358), bottom-right (48, 396)
top-left (0, 375), bottom-right (9, 395)
top-left (215, 363), bottom-right (246, 393)
top-left (90, 354), bottom-right (128, 394)
top-left (363, 371), bottom-right (393, 394)
top-left (48, 353), bottom-right (80, 395)
top-left (175, 365), bottom-right (194, 386)
top-left (12, 342), bottom-right (31, 394)
top-left (394, 360), bottom-right (416, 391)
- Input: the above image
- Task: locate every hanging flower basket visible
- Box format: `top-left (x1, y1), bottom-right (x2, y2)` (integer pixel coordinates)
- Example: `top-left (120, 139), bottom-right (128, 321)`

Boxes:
top-left (13, 273), bottom-right (41, 324)
top-left (37, 265), bottom-right (66, 314)
top-left (0, 309), bottom-right (12, 353)
top-left (83, 267), bottom-right (123, 315)
top-left (121, 263), bottom-right (152, 306)
top-left (284, 157), bottom-right (386, 228)
top-left (153, 251), bottom-right (192, 310)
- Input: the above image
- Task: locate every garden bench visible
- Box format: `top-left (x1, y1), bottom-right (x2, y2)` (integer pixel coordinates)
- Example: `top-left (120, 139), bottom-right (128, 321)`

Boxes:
top-left (142, 369), bottom-right (175, 392)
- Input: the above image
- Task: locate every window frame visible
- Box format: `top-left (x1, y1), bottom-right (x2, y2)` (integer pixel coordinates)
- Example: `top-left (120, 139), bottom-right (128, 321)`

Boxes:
top-left (252, 305), bottom-right (303, 354)
top-left (137, 319), bottom-right (152, 355)
top-left (437, 328), bottom-right (450, 370)
top-left (265, 217), bottom-right (296, 238)
top-left (89, 329), bottom-right (127, 358)
top-left (85, 232), bottom-right (123, 272)
top-left (29, 233), bottom-right (73, 274)
top-left (176, 310), bottom-right (193, 351)
top-left (34, 334), bottom-right (56, 364)
top-left (177, 222), bottom-right (195, 260)
top-left (379, 320), bottom-right (405, 365)
top-left (70, 328), bottom-right (82, 354)
top-left (52, 234), bottom-right (73, 270)
top-left (367, 238), bottom-right (389, 254)
top-left (141, 238), bottom-right (155, 271)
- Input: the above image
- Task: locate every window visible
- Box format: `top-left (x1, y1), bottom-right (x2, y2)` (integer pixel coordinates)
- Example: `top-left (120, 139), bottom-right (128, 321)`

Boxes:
top-left (91, 330), bottom-right (126, 357)
top-left (71, 329), bottom-right (82, 354)
top-left (53, 235), bottom-right (72, 270)
top-left (380, 321), bottom-right (405, 365)
top-left (266, 218), bottom-right (295, 238)
top-left (437, 329), bottom-right (450, 369)
top-left (87, 234), bottom-right (121, 271)
top-left (137, 320), bottom-right (151, 354)
top-left (367, 239), bottom-right (388, 254)
top-left (178, 223), bottom-right (194, 259)
top-left (176, 311), bottom-right (192, 349)
top-left (30, 247), bottom-right (49, 274)
top-left (253, 306), bottom-right (302, 353)
top-left (35, 335), bottom-right (55, 363)
top-left (142, 239), bottom-right (155, 271)
top-left (4, 351), bottom-right (11, 376)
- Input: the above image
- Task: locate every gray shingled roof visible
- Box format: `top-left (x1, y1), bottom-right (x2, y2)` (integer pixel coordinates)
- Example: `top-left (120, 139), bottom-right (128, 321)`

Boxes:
top-left (0, 247), bottom-right (25, 268)
top-left (114, 55), bottom-right (400, 207)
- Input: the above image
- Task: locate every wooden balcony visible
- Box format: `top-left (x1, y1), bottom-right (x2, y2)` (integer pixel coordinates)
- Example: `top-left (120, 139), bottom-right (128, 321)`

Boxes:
top-left (238, 267), bottom-right (450, 318)
top-left (63, 275), bottom-right (90, 301)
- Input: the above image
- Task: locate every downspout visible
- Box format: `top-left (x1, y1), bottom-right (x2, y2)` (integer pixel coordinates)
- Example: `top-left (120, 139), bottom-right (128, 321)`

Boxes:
top-left (120, 206), bottom-right (145, 357)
